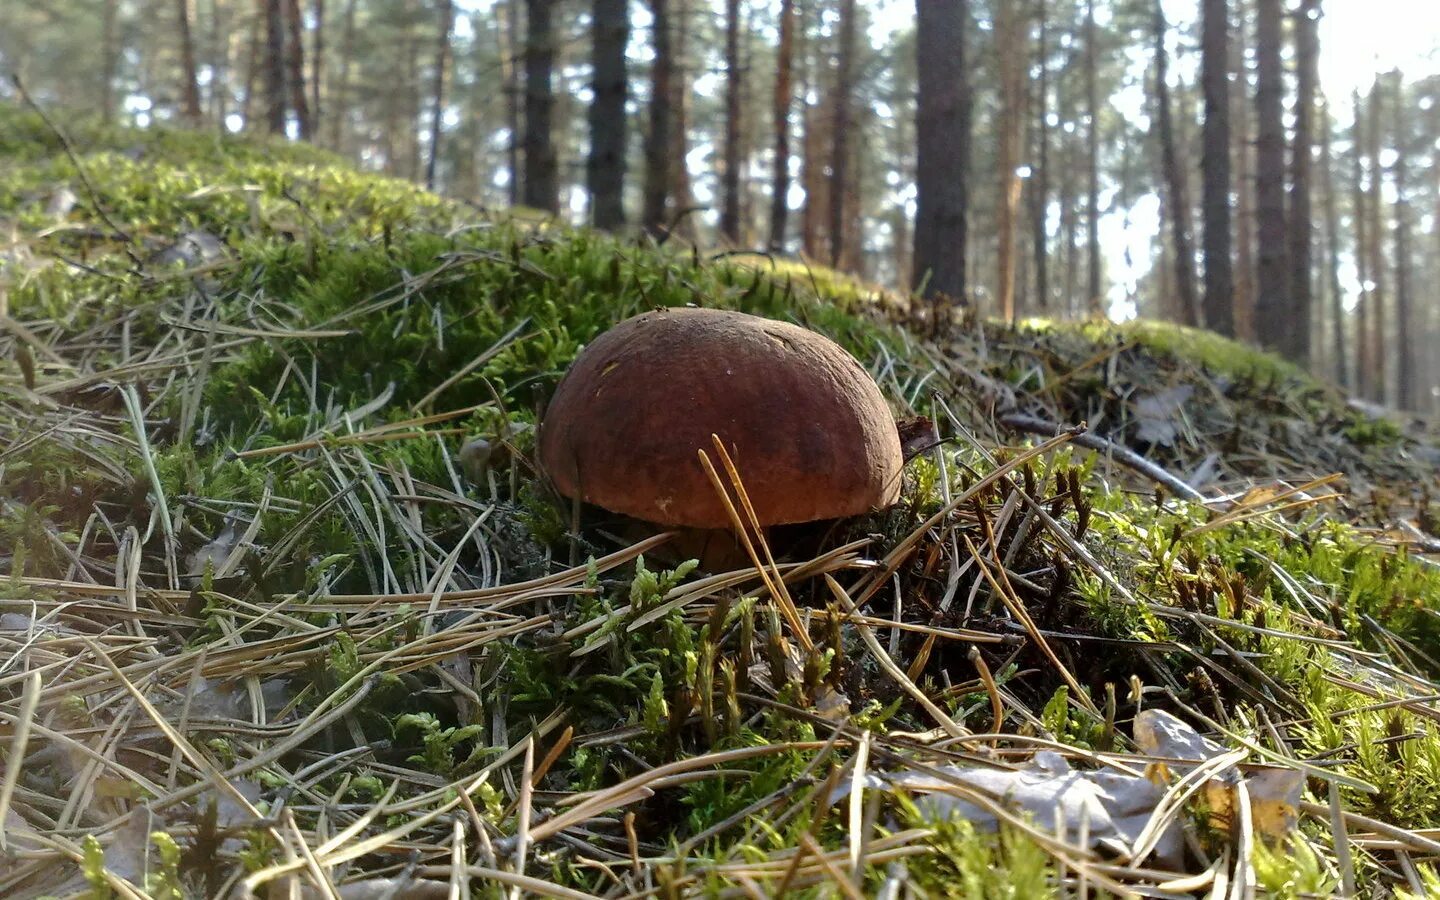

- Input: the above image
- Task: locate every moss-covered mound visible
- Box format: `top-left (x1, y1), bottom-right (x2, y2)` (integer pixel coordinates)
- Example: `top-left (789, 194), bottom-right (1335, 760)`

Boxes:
top-left (3, 107), bottom-right (1440, 898)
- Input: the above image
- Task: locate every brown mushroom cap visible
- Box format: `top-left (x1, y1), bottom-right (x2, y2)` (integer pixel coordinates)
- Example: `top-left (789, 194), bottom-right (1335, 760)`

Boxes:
top-left (538, 307), bottom-right (903, 529)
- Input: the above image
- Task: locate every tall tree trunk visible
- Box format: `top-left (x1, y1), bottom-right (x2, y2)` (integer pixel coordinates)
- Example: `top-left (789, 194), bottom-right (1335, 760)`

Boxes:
top-left (311, 0), bottom-right (324, 134)
top-left (720, 0), bottom-right (744, 243)
top-left (425, 0), bottom-right (454, 191)
top-left (588, 0), bottom-right (629, 230)
top-left (1231, 0), bottom-right (1255, 339)
top-left (799, 14), bottom-right (825, 261)
top-left (1200, 0), bottom-right (1234, 335)
top-left (995, 0), bottom-right (1026, 320)
top-left (283, 0), bottom-right (311, 138)
top-left (522, 0), bottom-right (558, 213)
top-left (328, 0), bottom-right (358, 151)
top-left (1319, 103), bottom-right (1348, 390)
top-left (177, 0), bottom-right (203, 122)
top-left (209, 0), bottom-right (229, 124)
top-left (828, 0), bottom-right (857, 267)
top-left (1252, 0), bottom-right (1290, 357)
top-left (1366, 79), bottom-right (1387, 403)
top-left (1084, 0), bottom-right (1102, 314)
top-left (1352, 94), bottom-right (1373, 399)
top-left (912, 0), bottom-right (969, 304)
top-left (768, 0), bottom-right (797, 252)
top-left (1392, 73), bottom-right (1415, 410)
top-left (263, 0), bottom-right (287, 134)
top-left (1284, 0), bottom-right (1318, 365)
top-left (500, 0), bottom-right (521, 205)
top-left (102, 0), bottom-right (120, 124)
top-left (1153, 0), bottom-right (1199, 327)
top-left (1029, 0), bottom-right (1049, 311)
top-left (668, 0), bottom-right (697, 241)
top-left (641, 0), bottom-right (672, 235)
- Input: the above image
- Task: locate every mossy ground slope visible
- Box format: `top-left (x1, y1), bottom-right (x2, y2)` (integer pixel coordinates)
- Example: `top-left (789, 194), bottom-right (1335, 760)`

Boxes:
top-left (3, 107), bottom-right (1440, 898)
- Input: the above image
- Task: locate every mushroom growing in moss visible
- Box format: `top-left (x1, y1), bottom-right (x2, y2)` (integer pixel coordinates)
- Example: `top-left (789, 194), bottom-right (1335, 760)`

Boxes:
top-left (538, 307), bottom-right (903, 547)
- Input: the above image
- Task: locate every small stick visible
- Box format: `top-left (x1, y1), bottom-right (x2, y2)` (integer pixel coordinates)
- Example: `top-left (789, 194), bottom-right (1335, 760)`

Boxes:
top-left (1000, 411), bottom-right (1206, 503)
top-left (10, 74), bottom-right (143, 269)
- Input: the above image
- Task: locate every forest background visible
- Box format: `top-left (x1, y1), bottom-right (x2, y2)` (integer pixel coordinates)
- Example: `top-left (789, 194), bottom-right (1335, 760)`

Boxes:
top-left (3, 0), bottom-right (1438, 410)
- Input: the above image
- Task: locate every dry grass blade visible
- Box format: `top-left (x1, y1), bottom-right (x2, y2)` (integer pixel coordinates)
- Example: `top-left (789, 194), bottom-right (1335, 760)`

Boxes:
top-left (0, 670), bottom-right (40, 850)
top-left (825, 575), bottom-right (968, 739)
top-left (697, 442), bottom-right (814, 652)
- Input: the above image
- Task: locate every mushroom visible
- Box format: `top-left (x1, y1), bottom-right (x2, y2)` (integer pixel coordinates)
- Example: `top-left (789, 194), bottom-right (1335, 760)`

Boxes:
top-left (538, 307), bottom-right (903, 557)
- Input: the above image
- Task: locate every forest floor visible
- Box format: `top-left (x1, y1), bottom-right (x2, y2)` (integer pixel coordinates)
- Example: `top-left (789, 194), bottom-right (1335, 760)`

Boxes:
top-left (3, 107), bottom-right (1440, 898)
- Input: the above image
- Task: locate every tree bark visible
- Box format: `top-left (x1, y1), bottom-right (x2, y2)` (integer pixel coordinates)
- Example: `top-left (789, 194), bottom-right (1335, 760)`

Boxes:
top-left (522, 0), bottom-right (558, 213)
top-left (1084, 0), bottom-right (1102, 314)
top-left (499, 0), bottom-right (521, 205)
top-left (1029, 0), bottom-right (1049, 311)
top-left (1153, 0), bottom-right (1199, 327)
top-left (768, 0), bottom-right (797, 252)
top-left (283, 0), bottom-right (311, 138)
top-left (425, 0), bottom-right (454, 191)
top-left (588, 0), bottom-right (629, 230)
top-left (995, 0), bottom-right (1026, 320)
top-left (102, 0), bottom-right (120, 124)
top-left (1351, 94), bottom-right (1373, 399)
top-left (1319, 103), bottom-right (1348, 390)
top-left (177, 0), bottom-right (204, 122)
top-left (668, 0), bottom-right (698, 241)
top-left (328, 0), bottom-right (358, 151)
top-left (1283, 0), bottom-right (1318, 365)
top-left (1200, 0), bottom-right (1234, 335)
top-left (311, 0), bottom-right (325, 135)
top-left (641, 0), bottom-right (672, 236)
top-left (1366, 79), bottom-right (1387, 403)
top-left (263, 0), bottom-right (287, 134)
top-left (1231, 0), bottom-right (1255, 339)
top-left (1252, 0), bottom-right (1290, 357)
top-left (912, 0), bottom-right (969, 304)
top-left (828, 0), bottom-right (857, 267)
top-left (1392, 73), bottom-right (1415, 410)
top-left (720, 0), bottom-right (744, 243)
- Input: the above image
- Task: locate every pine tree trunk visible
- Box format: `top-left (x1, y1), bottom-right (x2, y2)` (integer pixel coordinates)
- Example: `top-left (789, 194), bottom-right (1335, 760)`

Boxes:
top-left (209, 0), bottom-right (229, 124)
top-left (1352, 95), bottom-right (1373, 399)
top-left (1319, 103), bottom-right (1348, 390)
top-left (522, 0), bottom-right (558, 213)
top-left (720, 0), bottom-right (743, 244)
top-left (995, 0), bottom-right (1026, 321)
top-left (588, 0), bottom-right (629, 230)
top-left (425, 0), bottom-right (454, 191)
top-left (311, 0), bottom-right (324, 133)
top-left (640, 0), bottom-right (672, 235)
top-left (177, 0), bottom-right (203, 122)
top-left (1084, 0), bottom-right (1102, 314)
top-left (1231, 0), bottom-right (1255, 340)
top-left (1392, 73), bottom-right (1415, 410)
top-left (799, 13), bottom-right (824, 261)
top-left (1153, 0), bottom-right (1199, 327)
top-left (263, 0), bottom-right (287, 134)
top-left (102, 0), bottom-right (120, 124)
top-left (912, 0), bottom-right (969, 304)
top-left (1252, 0), bottom-right (1290, 356)
top-left (1283, 0), bottom-right (1318, 365)
top-left (1200, 0), bottom-right (1234, 335)
top-left (827, 0), bottom-right (857, 267)
top-left (668, 0), bottom-right (697, 241)
top-left (328, 0), bottom-right (358, 151)
top-left (768, 0), bottom-right (797, 252)
top-left (501, 0), bottom-right (521, 205)
top-left (1366, 79), bottom-right (1387, 403)
top-left (1029, 0), bottom-right (1049, 311)
top-left (283, 0), bottom-right (311, 138)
